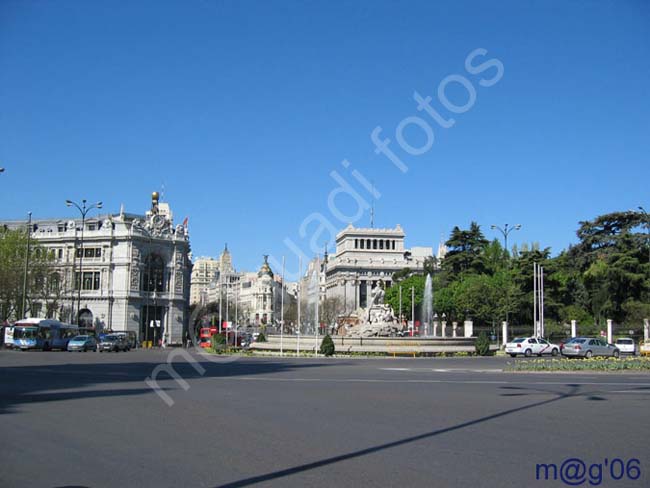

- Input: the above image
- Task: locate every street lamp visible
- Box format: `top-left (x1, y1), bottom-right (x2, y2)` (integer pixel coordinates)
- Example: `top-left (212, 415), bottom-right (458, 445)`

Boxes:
top-left (66, 199), bottom-right (102, 325)
top-left (638, 206), bottom-right (650, 265)
top-left (21, 212), bottom-right (32, 319)
top-left (491, 223), bottom-right (522, 337)
top-left (490, 223), bottom-right (522, 255)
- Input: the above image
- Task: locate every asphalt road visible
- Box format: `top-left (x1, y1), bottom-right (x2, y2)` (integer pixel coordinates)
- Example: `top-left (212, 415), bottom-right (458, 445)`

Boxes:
top-left (1, 349), bottom-right (649, 488)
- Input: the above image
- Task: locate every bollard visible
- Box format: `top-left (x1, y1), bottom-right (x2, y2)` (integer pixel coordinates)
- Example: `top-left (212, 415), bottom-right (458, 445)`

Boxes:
top-left (571, 319), bottom-right (577, 338)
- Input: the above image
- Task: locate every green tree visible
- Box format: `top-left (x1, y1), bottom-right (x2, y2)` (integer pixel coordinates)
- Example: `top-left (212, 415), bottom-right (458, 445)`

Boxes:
top-left (0, 227), bottom-right (55, 321)
top-left (385, 275), bottom-right (425, 320)
top-left (442, 222), bottom-right (489, 277)
top-left (319, 334), bottom-right (335, 356)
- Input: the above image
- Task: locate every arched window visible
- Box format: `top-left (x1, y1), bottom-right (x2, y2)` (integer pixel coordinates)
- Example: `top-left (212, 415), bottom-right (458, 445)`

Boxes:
top-left (367, 239), bottom-right (371, 249)
top-left (360, 239), bottom-right (364, 249)
top-left (142, 254), bottom-right (165, 292)
top-left (355, 239), bottom-right (358, 249)
top-left (379, 240), bottom-right (384, 250)
top-left (373, 239), bottom-right (377, 250)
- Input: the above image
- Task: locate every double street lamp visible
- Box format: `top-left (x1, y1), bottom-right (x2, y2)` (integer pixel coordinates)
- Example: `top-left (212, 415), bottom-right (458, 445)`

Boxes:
top-left (21, 212), bottom-right (32, 319)
top-left (490, 223), bottom-right (522, 255)
top-left (66, 199), bottom-right (102, 325)
top-left (491, 223), bottom-right (522, 336)
top-left (638, 206), bottom-right (650, 265)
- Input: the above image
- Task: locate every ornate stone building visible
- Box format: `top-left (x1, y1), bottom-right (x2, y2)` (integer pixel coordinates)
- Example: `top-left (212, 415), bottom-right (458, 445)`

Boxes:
top-left (299, 224), bottom-right (433, 318)
top-left (206, 253), bottom-right (291, 326)
top-left (1, 192), bottom-right (192, 345)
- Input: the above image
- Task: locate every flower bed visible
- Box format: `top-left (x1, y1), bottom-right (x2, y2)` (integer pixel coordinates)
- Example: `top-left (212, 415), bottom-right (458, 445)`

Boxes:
top-left (506, 357), bottom-right (650, 372)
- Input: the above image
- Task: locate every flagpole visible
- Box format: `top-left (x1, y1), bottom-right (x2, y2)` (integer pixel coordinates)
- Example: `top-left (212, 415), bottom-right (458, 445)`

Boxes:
top-left (533, 262), bottom-right (537, 336)
top-left (297, 256), bottom-right (301, 356)
top-left (280, 256), bottom-right (285, 357)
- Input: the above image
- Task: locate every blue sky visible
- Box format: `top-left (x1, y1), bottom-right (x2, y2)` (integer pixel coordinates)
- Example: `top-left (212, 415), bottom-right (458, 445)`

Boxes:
top-left (1, 0), bottom-right (649, 278)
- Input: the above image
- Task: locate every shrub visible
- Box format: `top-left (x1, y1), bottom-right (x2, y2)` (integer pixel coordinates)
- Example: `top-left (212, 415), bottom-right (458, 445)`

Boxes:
top-left (257, 332), bottom-right (267, 343)
top-left (320, 334), bottom-right (335, 356)
top-left (475, 331), bottom-right (491, 356)
top-left (211, 334), bottom-right (226, 350)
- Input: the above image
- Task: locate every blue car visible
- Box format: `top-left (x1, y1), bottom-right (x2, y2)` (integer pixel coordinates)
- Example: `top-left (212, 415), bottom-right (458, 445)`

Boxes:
top-left (67, 335), bottom-right (97, 352)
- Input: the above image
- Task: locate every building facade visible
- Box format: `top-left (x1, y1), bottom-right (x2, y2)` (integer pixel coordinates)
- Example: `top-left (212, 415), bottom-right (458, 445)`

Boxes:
top-left (1, 193), bottom-right (192, 345)
top-left (189, 257), bottom-right (219, 306)
top-left (205, 253), bottom-right (291, 326)
top-left (301, 224), bottom-right (433, 318)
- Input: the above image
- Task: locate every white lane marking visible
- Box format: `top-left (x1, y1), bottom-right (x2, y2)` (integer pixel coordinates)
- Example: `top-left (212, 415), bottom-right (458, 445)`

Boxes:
top-left (382, 367), bottom-right (504, 373)
top-left (224, 377), bottom-right (650, 387)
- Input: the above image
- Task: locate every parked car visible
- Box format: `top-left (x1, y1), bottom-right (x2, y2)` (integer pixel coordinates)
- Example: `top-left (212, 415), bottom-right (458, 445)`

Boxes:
top-left (505, 337), bottom-right (560, 357)
top-left (640, 339), bottom-right (650, 356)
top-left (67, 335), bottom-right (98, 352)
top-left (614, 338), bottom-right (636, 356)
top-left (561, 337), bottom-right (620, 358)
top-left (98, 334), bottom-right (129, 352)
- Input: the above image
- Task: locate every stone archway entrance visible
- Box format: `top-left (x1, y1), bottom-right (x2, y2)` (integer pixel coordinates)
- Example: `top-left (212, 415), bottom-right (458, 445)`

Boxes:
top-left (78, 309), bottom-right (93, 329)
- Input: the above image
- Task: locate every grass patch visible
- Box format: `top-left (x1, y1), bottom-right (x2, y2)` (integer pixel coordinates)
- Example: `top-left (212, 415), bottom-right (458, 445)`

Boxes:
top-left (506, 357), bottom-right (650, 372)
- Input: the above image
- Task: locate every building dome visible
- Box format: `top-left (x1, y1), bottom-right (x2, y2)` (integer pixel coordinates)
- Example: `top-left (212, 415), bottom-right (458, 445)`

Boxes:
top-left (258, 255), bottom-right (274, 278)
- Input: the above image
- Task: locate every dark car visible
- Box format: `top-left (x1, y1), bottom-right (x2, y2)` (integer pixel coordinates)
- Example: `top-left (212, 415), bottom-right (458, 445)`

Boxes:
top-left (98, 334), bottom-right (129, 352)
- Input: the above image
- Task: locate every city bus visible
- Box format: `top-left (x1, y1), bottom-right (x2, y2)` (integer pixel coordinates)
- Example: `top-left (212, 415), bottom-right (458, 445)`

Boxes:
top-left (12, 318), bottom-right (79, 351)
top-left (199, 327), bottom-right (215, 349)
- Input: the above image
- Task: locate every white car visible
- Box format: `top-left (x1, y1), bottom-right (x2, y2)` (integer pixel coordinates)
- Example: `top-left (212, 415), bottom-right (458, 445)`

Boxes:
top-left (614, 338), bottom-right (636, 355)
top-left (505, 337), bottom-right (560, 357)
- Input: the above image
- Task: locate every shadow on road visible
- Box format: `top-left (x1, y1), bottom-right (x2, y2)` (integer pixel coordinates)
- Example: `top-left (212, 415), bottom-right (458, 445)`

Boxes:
top-left (0, 354), bottom-right (342, 414)
top-left (214, 384), bottom-right (591, 488)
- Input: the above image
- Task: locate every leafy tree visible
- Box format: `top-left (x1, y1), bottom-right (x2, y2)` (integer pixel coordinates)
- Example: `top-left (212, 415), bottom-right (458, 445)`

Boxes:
top-left (0, 227), bottom-right (56, 321)
top-left (385, 274), bottom-right (425, 320)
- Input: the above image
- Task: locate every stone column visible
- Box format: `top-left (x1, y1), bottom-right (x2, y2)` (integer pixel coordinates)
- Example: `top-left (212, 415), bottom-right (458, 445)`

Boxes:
top-left (452, 321), bottom-right (458, 338)
top-left (433, 318), bottom-right (439, 337)
top-left (441, 320), bottom-right (447, 338)
top-left (607, 319), bottom-right (613, 344)
top-left (464, 320), bottom-right (473, 338)
top-left (502, 321), bottom-right (508, 346)
top-left (571, 320), bottom-right (577, 338)
top-left (644, 318), bottom-right (649, 341)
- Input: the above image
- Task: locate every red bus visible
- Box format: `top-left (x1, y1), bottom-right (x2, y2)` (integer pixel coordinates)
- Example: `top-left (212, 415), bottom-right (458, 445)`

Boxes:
top-left (199, 327), bottom-right (213, 348)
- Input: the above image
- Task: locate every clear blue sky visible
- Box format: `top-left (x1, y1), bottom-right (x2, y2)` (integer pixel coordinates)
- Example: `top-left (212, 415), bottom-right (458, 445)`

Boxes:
top-left (1, 0), bottom-right (649, 278)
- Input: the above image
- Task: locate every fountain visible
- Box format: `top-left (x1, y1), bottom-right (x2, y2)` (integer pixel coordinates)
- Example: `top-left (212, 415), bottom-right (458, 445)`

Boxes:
top-left (422, 274), bottom-right (433, 337)
top-left (347, 279), bottom-right (401, 337)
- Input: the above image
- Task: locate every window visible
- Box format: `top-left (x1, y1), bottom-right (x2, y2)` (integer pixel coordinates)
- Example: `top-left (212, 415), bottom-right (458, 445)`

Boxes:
top-left (142, 254), bottom-right (165, 292)
top-left (58, 249), bottom-right (63, 259)
top-left (57, 224), bottom-right (66, 232)
top-left (75, 271), bottom-right (101, 290)
top-left (355, 239), bottom-right (358, 249)
top-left (379, 240), bottom-right (384, 250)
top-left (360, 239), bottom-right (364, 249)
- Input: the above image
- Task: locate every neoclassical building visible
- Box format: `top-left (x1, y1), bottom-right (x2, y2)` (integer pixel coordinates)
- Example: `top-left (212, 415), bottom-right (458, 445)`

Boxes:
top-left (301, 224), bottom-right (433, 317)
top-left (1, 193), bottom-right (192, 345)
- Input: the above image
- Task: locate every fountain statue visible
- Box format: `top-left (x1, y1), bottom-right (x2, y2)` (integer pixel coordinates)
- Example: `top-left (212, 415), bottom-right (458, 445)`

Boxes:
top-left (422, 274), bottom-right (433, 337)
top-left (347, 280), bottom-right (402, 337)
